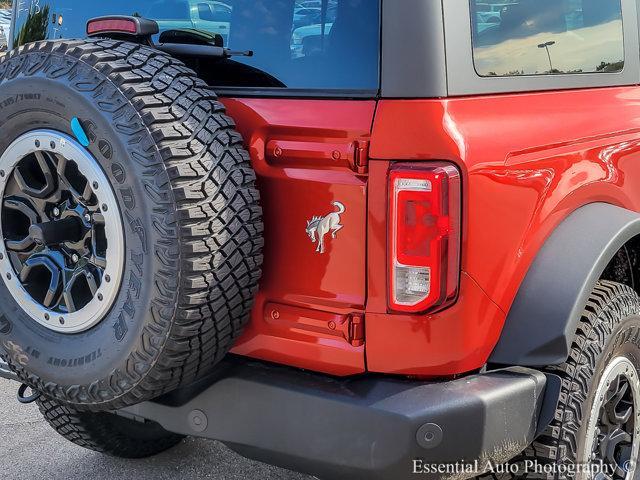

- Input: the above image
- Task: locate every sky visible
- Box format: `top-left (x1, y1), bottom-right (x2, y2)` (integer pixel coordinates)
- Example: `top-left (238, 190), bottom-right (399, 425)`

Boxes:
top-left (474, 19), bottom-right (625, 76)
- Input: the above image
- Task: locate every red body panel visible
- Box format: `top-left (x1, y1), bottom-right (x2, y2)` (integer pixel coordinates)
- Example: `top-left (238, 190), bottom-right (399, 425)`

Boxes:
top-left (368, 88), bottom-right (640, 375)
top-left (223, 87), bottom-right (640, 377)
top-left (222, 99), bottom-right (374, 375)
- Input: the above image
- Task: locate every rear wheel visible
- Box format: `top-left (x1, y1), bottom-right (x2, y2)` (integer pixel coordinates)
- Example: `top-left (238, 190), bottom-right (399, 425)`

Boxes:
top-left (478, 281), bottom-right (640, 479)
top-left (0, 39), bottom-right (263, 410)
top-left (531, 281), bottom-right (640, 479)
top-left (37, 396), bottom-right (184, 458)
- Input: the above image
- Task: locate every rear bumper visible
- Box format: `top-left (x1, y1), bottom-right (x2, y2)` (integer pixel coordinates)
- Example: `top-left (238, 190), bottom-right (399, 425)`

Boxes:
top-left (119, 359), bottom-right (555, 480)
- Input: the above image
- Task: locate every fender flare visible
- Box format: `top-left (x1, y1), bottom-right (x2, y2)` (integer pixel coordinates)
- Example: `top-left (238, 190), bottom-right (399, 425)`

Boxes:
top-left (489, 203), bottom-right (640, 366)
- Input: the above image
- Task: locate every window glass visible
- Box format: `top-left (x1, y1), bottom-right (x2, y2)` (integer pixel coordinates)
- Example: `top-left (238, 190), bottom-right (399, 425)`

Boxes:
top-left (470, 0), bottom-right (624, 77)
top-left (12, 0), bottom-right (380, 92)
top-left (0, 7), bottom-right (10, 47)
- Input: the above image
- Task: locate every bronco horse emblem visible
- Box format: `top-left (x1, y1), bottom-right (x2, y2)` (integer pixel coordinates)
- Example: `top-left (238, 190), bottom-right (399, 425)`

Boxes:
top-left (306, 201), bottom-right (346, 254)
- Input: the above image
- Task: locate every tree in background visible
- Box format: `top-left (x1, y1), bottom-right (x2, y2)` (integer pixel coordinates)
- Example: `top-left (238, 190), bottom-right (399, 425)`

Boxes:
top-left (14, 4), bottom-right (49, 46)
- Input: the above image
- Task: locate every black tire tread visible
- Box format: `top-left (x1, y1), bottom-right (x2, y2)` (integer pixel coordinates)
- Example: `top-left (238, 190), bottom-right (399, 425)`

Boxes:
top-left (37, 396), bottom-right (184, 458)
top-left (0, 39), bottom-right (263, 410)
top-left (477, 280), bottom-right (640, 479)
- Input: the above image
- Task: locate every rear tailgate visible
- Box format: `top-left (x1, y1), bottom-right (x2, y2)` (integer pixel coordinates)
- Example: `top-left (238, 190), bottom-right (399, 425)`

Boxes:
top-left (223, 98), bottom-right (374, 375)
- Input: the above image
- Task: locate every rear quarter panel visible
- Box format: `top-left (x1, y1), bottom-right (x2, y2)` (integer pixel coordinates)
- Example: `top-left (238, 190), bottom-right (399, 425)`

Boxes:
top-left (368, 87), bottom-right (640, 375)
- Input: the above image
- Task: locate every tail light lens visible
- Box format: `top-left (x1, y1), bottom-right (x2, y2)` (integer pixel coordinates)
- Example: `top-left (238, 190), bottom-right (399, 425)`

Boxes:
top-left (388, 163), bottom-right (461, 313)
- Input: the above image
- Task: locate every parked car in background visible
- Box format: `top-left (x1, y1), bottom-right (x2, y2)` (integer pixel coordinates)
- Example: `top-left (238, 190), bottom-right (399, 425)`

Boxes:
top-left (143, 0), bottom-right (232, 44)
top-left (291, 21), bottom-right (333, 58)
top-left (292, 0), bottom-right (336, 58)
top-left (293, 6), bottom-right (321, 28)
top-left (295, 0), bottom-right (321, 8)
top-left (476, 11), bottom-right (500, 32)
top-left (473, 1), bottom-right (517, 32)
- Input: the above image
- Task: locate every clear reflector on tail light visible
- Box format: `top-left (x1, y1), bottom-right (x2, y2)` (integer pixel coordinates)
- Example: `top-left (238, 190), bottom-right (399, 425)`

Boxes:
top-left (389, 164), bottom-right (461, 313)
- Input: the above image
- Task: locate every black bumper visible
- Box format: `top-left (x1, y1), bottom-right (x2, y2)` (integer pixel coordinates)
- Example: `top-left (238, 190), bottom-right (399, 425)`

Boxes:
top-left (119, 360), bottom-right (555, 480)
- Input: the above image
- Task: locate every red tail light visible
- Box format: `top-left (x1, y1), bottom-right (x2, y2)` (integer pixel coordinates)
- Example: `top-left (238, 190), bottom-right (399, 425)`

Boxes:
top-left (388, 163), bottom-right (461, 313)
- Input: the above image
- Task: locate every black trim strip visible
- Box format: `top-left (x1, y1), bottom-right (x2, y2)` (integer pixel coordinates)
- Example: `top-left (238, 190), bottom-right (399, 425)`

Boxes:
top-left (214, 87), bottom-right (380, 100)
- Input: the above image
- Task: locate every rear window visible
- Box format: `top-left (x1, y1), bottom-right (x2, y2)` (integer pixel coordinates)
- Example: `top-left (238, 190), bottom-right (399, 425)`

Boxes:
top-left (470, 0), bottom-right (625, 77)
top-left (12, 0), bottom-right (380, 93)
top-left (0, 7), bottom-right (10, 47)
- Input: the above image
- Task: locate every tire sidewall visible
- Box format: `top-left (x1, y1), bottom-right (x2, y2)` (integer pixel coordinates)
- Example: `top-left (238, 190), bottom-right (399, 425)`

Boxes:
top-left (0, 49), bottom-right (179, 401)
top-left (574, 316), bottom-right (640, 479)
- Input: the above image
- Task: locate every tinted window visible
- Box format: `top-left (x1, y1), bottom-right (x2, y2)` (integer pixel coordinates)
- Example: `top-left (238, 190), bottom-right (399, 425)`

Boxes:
top-left (12, 0), bottom-right (380, 93)
top-left (147, 1), bottom-right (191, 20)
top-left (197, 3), bottom-right (231, 22)
top-left (470, 0), bottom-right (624, 77)
top-left (0, 7), bottom-right (10, 47)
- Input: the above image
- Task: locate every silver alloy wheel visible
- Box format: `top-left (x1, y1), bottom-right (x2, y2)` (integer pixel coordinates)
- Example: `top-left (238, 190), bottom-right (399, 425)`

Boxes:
top-left (0, 130), bottom-right (124, 334)
top-left (584, 356), bottom-right (640, 479)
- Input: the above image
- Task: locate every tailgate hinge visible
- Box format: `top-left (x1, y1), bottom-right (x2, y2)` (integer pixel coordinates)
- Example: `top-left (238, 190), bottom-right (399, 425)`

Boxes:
top-left (352, 140), bottom-right (369, 174)
top-left (348, 313), bottom-right (365, 347)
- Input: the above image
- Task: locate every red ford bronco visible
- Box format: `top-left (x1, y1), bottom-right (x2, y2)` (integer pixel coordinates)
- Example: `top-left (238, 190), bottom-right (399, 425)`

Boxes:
top-left (1, 0), bottom-right (639, 478)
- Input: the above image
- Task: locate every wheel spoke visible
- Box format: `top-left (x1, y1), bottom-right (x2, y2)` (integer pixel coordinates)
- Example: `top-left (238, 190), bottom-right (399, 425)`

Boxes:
top-left (608, 428), bottom-right (632, 445)
top-left (5, 239), bottom-right (33, 252)
top-left (612, 380), bottom-right (628, 406)
top-left (62, 267), bottom-right (100, 313)
top-left (62, 288), bottom-right (76, 313)
top-left (90, 217), bottom-right (106, 269)
top-left (4, 195), bottom-right (38, 218)
top-left (13, 150), bottom-right (56, 199)
top-left (56, 155), bottom-right (95, 205)
top-left (2, 197), bottom-right (38, 252)
top-left (19, 255), bottom-right (62, 309)
top-left (55, 155), bottom-right (67, 177)
top-left (594, 473), bottom-right (613, 480)
top-left (92, 212), bottom-right (105, 225)
top-left (591, 363), bottom-right (638, 480)
top-left (91, 254), bottom-right (107, 270)
top-left (85, 269), bottom-right (99, 296)
top-left (81, 182), bottom-right (93, 204)
top-left (43, 283), bottom-right (58, 308)
top-left (614, 405), bottom-right (633, 426)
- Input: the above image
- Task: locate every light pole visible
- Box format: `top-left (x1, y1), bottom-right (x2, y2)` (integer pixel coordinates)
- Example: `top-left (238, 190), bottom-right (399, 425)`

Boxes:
top-left (538, 41), bottom-right (556, 72)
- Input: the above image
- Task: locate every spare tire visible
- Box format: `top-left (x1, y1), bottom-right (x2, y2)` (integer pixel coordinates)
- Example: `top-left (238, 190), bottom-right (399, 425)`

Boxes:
top-left (0, 39), bottom-right (263, 410)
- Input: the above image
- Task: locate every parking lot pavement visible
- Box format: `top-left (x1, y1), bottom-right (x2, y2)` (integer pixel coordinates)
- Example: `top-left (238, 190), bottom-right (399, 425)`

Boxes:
top-left (0, 378), bottom-right (311, 480)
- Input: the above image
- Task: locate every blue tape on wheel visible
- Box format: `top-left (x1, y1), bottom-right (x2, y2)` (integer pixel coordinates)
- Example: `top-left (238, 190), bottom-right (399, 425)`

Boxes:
top-left (71, 117), bottom-right (90, 147)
